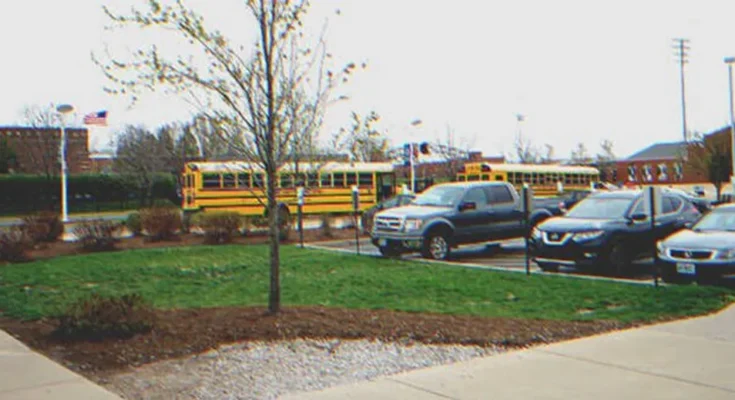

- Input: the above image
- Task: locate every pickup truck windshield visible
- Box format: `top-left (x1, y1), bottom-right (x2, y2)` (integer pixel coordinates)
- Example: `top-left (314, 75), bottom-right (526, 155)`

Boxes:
top-left (693, 211), bottom-right (735, 232)
top-left (565, 197), bottom-right (633, 219)
top-left (413, 186), bottom-right (465, 207)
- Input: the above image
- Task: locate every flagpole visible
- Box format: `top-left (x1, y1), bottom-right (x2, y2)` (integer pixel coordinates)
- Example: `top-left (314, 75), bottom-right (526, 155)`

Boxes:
top-left (56, 104), bottom-right (74, 223)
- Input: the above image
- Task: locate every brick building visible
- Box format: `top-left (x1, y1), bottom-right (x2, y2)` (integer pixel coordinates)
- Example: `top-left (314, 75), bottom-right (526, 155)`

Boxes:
top-left (0, 126), bottom-right (91, 175)
top-left (614, 142), bottom-right (689, 185)
top-left (613, 127), bottom-right (734, 196)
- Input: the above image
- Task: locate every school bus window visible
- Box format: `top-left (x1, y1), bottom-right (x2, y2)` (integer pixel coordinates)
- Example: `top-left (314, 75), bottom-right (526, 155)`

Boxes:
top-left (306, 173), bottom-right (319, 187)
top-left (481, 174), bottom-right (490, 181)
top-left (346, 172), bottom-right (358, 186)
top-left (468, 174), bottom-right (479, 181)
top-left (530, 173), bottom-right (537, 184)
top-left (320, 173), bottom-right (332, 187)
top-left (237, 172), bottom-right (251, 188)
top-left (333, 173), bottom-right (346, 187)
top-left (279, 174), bottom-right (293, 188)
top-left (253, 173), bottom-right (265, 188)
top-left (223, 173), bottom-right (236, 188)
top-left (523, 173), bottom-right (531, 182)
top-left (495, 174), bottom-right (504, 181)
top-left (358, 173), bottom-right (373, 187)
top-left (565, 174), bottom-right (572, 184)
top-left (202, 173), bottom-right (220, 189)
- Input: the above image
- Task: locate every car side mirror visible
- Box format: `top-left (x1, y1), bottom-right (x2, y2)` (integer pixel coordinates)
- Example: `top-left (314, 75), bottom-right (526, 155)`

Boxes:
top-left (628, 212), bottom-right (648, 222)
top-left (683, 221), bottom-right (693, 229)
top-left (459, 201), bottom-right (477, 212)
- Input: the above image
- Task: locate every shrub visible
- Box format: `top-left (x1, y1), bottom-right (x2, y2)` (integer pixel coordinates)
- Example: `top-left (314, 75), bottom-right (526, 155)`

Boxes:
top-left (72, 220), bottom-right (122, 252)
top-left (197, 212), bottom-right (243, 244)
top-left (21, 211), bottom-right (63, 243)
top-left (139, 206), bottom-right (182, 242)
top-left (125, 212), bottom-right (142, 236)
top-left (54, 293), bottom-right (156, 341)
top-left (0, 227), bottom-right (33, 263)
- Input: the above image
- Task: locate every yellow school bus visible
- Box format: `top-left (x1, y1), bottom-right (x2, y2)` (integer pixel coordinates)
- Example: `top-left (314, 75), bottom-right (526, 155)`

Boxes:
top-left (456, 162), bottom-right (600, 197)
top-left (181, 161), bottom-right (398, 218)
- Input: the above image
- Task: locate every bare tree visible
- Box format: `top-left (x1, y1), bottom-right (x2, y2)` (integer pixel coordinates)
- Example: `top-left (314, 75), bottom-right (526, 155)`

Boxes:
top-left (569, 142), bottom-right (591, 165)
top-left (431, 126), bottom-right (473, 179)
top-left (97, 0), bottom-right (359, 314)
top-left (113, 125), bottom-right (169, 206)
top-left (595, 139), bottom-right (617, 182)
top-left (687, 132), bottom-right (730, 200)
top-left (332, 111), bottom-right (389, 162)
top-left (514, 132), bottom-right (540, 164)
top-left (540, 144), bottom-right (555, 164)
top-left (16, 104), bottom-right (63, 178)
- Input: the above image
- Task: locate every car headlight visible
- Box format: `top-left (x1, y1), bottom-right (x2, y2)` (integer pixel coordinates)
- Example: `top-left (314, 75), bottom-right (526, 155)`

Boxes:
top-left (531, 227), bottom-right (542, 240)
top-left (404, 218), bottom-right (423, 231)
top-left (717, 249), bottom-right (735, 259)
top-left (572, 230), bottom-right (604, 242)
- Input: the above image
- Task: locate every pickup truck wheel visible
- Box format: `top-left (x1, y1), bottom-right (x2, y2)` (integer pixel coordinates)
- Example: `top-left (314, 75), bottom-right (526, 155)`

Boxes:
top-left (422, 231), bottom-right (451, 260)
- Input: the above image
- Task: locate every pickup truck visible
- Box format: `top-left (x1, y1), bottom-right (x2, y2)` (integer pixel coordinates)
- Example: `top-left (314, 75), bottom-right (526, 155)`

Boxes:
top-left (370, 181), bottom-right (563, 260)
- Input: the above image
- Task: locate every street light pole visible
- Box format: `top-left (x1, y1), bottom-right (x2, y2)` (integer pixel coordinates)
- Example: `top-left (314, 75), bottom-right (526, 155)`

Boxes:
top-left (726, 57), bottom-right (735, 200)
top-left (409, 119), bottom-right (422, 193)
top-left (56, 104), bottom-right (74, 223)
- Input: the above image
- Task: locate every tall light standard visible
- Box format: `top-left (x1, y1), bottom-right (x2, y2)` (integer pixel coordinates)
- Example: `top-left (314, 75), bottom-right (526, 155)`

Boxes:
top-left (409, 119), bottom-right (422, 192)
top-left (726, 57), bottom-right (735, 199)
top-left (56, 104), bottom-right (74, 223)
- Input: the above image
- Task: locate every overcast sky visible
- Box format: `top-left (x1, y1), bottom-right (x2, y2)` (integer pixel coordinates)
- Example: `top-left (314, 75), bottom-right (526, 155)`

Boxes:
top-left (2, 0), bottom-right (735, 160)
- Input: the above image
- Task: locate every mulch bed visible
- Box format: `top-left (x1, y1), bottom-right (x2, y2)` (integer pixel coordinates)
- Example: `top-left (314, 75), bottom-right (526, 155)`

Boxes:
top-left (0, 306), bottom-right (631, 378)
top-left (22, 228), bottom-right (361, 262)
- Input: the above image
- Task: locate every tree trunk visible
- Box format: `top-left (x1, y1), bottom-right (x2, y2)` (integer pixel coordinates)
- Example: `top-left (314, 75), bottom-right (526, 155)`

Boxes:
top-left (262, 0), bottom-right (280, 315)
top-left (266, 164), bottom-right (280, 314)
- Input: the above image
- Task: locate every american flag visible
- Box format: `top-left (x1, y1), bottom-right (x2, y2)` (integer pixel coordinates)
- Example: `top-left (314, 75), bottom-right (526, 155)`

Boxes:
top-left (83, 110), bottom-right (108, 126)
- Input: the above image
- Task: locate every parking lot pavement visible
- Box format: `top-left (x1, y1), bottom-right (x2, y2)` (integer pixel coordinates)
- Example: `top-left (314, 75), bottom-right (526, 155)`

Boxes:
top-left (307, 237), bottom-right (658, 284)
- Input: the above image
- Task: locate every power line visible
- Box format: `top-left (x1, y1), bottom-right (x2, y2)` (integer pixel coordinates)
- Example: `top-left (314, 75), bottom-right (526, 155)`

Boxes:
top-left (672, 38), bottom-right (690, 143)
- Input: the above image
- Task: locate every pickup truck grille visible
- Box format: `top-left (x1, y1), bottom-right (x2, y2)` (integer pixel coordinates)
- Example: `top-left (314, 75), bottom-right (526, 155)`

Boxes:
top-left (668, 249), bottom-right (713, 260)
top-left (374, 216), bottom-right (403, 232)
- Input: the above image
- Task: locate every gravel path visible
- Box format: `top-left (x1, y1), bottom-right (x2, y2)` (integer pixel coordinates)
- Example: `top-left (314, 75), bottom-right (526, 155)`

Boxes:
top-left (101, 339), bottom-right (503, 399)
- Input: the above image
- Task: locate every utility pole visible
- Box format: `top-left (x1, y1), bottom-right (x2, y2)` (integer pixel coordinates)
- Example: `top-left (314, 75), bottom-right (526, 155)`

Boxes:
top-left (673, 38), bottom-right (690, 143)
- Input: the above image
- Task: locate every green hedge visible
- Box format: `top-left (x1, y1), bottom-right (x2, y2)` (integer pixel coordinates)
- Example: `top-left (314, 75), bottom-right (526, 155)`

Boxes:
top-left (0, 173), bottom-right (179, 216)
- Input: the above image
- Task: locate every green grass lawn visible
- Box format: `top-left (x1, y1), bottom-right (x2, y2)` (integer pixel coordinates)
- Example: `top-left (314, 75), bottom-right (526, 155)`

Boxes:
top-left (1, 245), bottom-right (732, 323)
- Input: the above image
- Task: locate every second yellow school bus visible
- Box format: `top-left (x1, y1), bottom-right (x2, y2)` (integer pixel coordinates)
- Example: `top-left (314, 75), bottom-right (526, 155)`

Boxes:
top-left (456, 162), bottom-right (601, 196)
top-left (181, 161), bottom-right (398, 218)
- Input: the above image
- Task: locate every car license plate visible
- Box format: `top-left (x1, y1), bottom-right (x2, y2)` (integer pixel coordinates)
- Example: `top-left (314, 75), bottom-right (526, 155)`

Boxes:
top-left (676, 262), bottom-right (696, 275)
top-left (378, 239), bottom-right (387, 247)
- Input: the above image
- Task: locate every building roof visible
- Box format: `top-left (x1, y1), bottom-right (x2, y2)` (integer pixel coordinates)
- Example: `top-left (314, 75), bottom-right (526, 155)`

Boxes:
top-left (625, 142), bottom-right (687, 161)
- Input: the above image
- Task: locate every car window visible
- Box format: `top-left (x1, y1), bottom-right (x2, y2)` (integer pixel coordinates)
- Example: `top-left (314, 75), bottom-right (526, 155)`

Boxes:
top-left (399, 196), bottom-right (414, 206)
top-left (463, 187), bottom-right (488, 206)
top-left (667, 196), bottom-right (682, 213)
top-left (566, 197), bottom-right (633, 219)
top-left (484, 185), bottom-right (514, 204)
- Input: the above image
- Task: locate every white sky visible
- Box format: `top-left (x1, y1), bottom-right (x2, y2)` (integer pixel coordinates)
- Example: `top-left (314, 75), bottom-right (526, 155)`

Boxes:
top-left (2, 0), bottom-right (735, 159)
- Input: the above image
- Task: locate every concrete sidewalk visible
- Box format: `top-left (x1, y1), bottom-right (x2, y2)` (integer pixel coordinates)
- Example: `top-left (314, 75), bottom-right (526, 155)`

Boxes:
top-left (282, 305), bottom-right (735, 400)
top-left (0, 330), bottom-right (120, 399)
